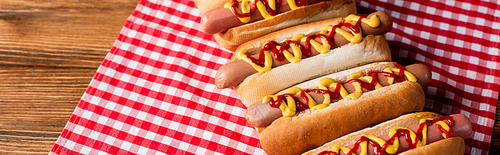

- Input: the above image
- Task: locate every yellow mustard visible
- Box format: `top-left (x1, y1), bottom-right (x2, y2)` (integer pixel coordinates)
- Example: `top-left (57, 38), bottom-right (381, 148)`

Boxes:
top-left (420, 118), bottom-right (451, 139)
top-left (346, 14), bottom-right (381, 28)
top-left (235, 47), bottom-right (273, 72)
top-left (238, 14), bottom-right (382, 73)
top-left (330, 118), bottom-right (452, 155)
top-left (227, 0), bottom-right (305, 22)
top-left (254, 0), bottom-right (273, 19)
top-left (384, 67), bottom-right (418, 84)
top-left (265, 65), bottom-right (418, 117)
top-left (224, 0), bottom-right (252, 23)
top-left (346, 80), bottom-right (363, 100)
top-left (268, 0), bottom-right (276, 10)
top-left (282, 34), bottom-right (306, 63)
top-left (301, 36), bottom-right (332, 54)
top-left (312, 78), bottom-right (335, 110)
top-left (286, 0), bottom-right (303, 10)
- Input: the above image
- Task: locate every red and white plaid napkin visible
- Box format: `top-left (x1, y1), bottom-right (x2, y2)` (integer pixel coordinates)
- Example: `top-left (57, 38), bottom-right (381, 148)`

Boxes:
top-left (50, 0), bottom-right (499, 154)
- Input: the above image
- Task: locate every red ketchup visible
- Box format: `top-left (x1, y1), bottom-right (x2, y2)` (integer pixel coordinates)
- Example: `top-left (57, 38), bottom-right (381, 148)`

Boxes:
top-left (265, 62), bottom-right (409, 114)
top-left (370, 62), bottom-right (406, 83)
top-left (246, 13), bottom-right (371, 70)
top-left (247, 39), bottom-right (312, 67)
top-left (279, 40), bottom-right (311, 58)
top-left (261, 13), bottom-right (389, 113)
top-left (300, 89), bottom-right (335, 108)
top-left (346, 79), bottom-right (376, 91)
top-left (304, 34), bottom-right (334, 52)
top-left (247, 41), bottom-right (279, 67)
top-left (317, 116), bottom-right (454, 155)
top-left (343, 14), bottom-right (367, 35)
top-left (226, 0), bottom-right (257, 18)
top-left (295, 0), bottom-right (309, 6)
top-left (226, 0), bottom-right (283, 18)
top-left (267, 94), bottom-right (309, 112)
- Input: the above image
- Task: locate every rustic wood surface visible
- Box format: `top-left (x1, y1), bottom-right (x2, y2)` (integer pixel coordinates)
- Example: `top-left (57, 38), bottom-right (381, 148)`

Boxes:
top-left (493, 101), bottom-right (500, 153)
top-left (0, 0), bottom-right (498, 154)
top-left (0, 0), bottom-right (139, 154)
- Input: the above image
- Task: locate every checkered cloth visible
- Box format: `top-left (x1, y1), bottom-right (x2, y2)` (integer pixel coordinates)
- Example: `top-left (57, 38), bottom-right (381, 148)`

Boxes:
top-left (50, 0), bottom-right (499, 154)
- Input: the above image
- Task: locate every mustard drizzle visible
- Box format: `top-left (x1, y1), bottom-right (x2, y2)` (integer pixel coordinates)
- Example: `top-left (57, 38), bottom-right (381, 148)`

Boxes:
top-left (224, 0), bottom-right (253, 23)
top-left (236, 14), bottom-right (381, 73)
top-left (225, 0), bottom-right (305, 23)
top-left (264, 64), bottom-right (417, 117)
top-left (329, 117), bottom-right (453, 155)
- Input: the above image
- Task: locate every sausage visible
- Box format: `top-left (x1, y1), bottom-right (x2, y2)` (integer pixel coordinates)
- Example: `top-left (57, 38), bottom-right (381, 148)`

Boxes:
top-left (215, 11), bottom-right (393, 89)
top-left (330, 114), bottom-right (472, 155)
top-left (246, 101), bottom-right (283, 127)
top-left (200, 0), bottom-right (325, 34)
top-left (245, 63), bottom-right (431, 128)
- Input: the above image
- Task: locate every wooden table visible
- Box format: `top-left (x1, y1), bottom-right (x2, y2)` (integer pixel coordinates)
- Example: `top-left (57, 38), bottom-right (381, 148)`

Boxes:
top-left (0, 0), bottom-right (139, 154)
top-left (0, 0), bottom-right (497, 154)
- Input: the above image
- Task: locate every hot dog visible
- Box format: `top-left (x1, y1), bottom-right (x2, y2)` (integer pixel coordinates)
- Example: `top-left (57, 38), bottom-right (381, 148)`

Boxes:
top-left (304, 112), bottom-right (472, 155)
top-left (194, 0), bottom-right (357, 51)
top-left (246, 63), bottom-right (432, 128)
top-left (251, 62), bottom-right (430, 155)
top-left (200, 0), bottom-right (338, 34)
top-left (215, 11), bottom-right (393, 107)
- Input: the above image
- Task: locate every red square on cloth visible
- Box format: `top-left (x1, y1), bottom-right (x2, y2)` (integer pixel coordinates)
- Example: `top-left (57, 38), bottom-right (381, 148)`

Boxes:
top-left (50, 0), bottom-right (499, 154)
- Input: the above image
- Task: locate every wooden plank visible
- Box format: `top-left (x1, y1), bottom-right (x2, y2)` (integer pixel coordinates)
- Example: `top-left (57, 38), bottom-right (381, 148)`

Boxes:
top-left (0, 67), bottom-right (96, 154)
top-left (490, 101), bottom-right (500, 154)
top-left (0, 0), bottom-right (139, 67)
top-left (0, 0), bottom-right (139, 154)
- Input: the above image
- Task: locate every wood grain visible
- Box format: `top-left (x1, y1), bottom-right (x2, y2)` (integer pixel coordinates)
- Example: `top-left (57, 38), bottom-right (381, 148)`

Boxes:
top-left (492, 101), bottom-right (500, 154)
top-left (0, 0), bottom-right (138, 67)
top-left (0, 0), bottom-right (139, 154)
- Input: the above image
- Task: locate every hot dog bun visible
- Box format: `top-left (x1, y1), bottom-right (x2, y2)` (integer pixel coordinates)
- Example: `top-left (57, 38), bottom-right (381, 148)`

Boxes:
top-left (235, 34), bottom-right (391, 107)
top-left (303, 112), bottom-right (469, 155)
top-left (257, 62), bottom-right (426, 155)
top-left (400, 137), bottom-right (465, 155)
top-left (195, 0), bottom-right (357, 51)
top-left (193, 0), bottom-right (226, 14)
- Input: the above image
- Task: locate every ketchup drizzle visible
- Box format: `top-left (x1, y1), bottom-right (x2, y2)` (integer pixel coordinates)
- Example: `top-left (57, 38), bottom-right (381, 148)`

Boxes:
top-left (300, 89), bottom-right (335, 108)
top-left (317, 151), bottom-right (337, 155)
top-left (267, 94), bottom-right (308, 111)
top-left (328, 23), bottom-right (343, 39)
top-left (228, 0), bottom-right (298, 18)
top-left (260, 0), bottom-right (282, 16)
top-left (227, 0), bottom-right (257, 18)
top-left (370, 140), bottom-right (384, 155)
top-left (247, 41), bottom-right (278, 67)
top-left (346, 79), bottom-right (375, 91)
top-left (304, 34), bottom-right (334, 52)
top-left (317, 116), bottom-right (454, 155)
top-left (395, 63), bottom-right (406, 82)
top-left (279, 40), bottom-right (311, 58)
top-left (265, 63), bottom-right (409, 114)
top-left (245, 13), bottom-right (369, 70)
top-left (267, 95), bottom-right (283, 108)
top-left (343, 14), bottom-right (367, 35)
top-left (295, 0), bottom-right (309, 7)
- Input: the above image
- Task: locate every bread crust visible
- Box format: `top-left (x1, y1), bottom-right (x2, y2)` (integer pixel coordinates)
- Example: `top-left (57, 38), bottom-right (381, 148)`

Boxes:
top-left (235, 35), bottom-right (392, 107)
top-left (194, 0), bottom-right (226, 13)
top-left (258, 78), bottom-right (426, 155)
top-left (302, 112), bottom-right (444, 155)
top-left (213, 0), bottom-right (356, 51)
